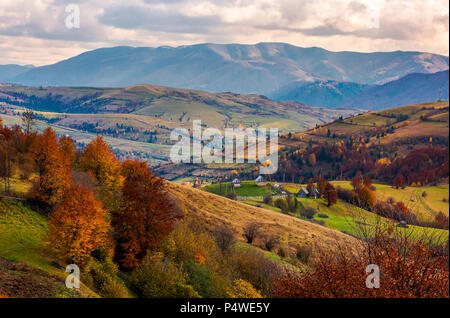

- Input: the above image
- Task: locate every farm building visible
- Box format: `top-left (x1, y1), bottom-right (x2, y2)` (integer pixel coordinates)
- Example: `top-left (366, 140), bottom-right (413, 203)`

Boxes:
top-left (296, 187), bottom-right (309, 198)
top-left (255, 175), bottom-right (265, 187)
top-left (309, 188), bottom-right (320, 199)
top-left (231, 178), bottom-right (241, 187)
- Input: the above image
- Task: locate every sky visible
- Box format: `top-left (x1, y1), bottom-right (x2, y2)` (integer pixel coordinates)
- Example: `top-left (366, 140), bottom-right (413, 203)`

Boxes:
top-left (0, 0), bottom-right (448, 66)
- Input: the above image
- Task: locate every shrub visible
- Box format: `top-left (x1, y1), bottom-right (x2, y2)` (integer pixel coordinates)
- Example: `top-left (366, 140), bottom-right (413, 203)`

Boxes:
top-left (274, 231), bottom-right (449, 298)
top-left (312, 219), bottom-right (325, 226)
top-left (242, 222), bottom-right (262, 244)
top-left (277, 247), bottom-right (287, 258)
top-left (228, 279), bottom-right (262, 298)
top-left (212, 224), bottom-right (236, 254)
top-left (226, 191), bottom-right (237, 200)
top-left (435, 212), bottom-right (449, 230)
top-left (295, 245), bottom-right (312, 264)
top-left (274, 198), bottom-right (288, 212)
top-left (82, 258), bottom-right (128, 298)
top-left (263, 193), bottom-right (273, 205)
top-left (184, 261), bottom-right (229, 297)
top-left (336, 186), bottom-right (358, 205)
top-left (387, 197), bottom-right (396, 204)
top-left (129, 253), bottom-right (199, 298)
top-left (230, 248), bottom-right (284, 296)
top-left (300, 207), bottom-right (316, 219)
top-left (262, 234), bottom-right (279, 252)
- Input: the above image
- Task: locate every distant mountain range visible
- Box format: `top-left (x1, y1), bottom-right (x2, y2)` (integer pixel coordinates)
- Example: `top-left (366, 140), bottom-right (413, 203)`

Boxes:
top-left (0, 64), bottom-right (34, 83)
top-left (270, 80), bottom-right (375, 108)
top-left (338, 70), bottom-right (449, 110)
top-left (1, 43), bottom-right (448, 110)
top-left (272, 70), bottom-right (449, 109)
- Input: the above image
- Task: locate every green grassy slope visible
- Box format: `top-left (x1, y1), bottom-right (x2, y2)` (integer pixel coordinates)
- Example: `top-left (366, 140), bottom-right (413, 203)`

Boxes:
top-left (201, 181), bottom-right (449, 243)
top-left (202, 181), bottom-right (277, 197)
top-left (331, 181), bottom-right (449, 222)
top-left (0, 200), bottom-right (98, 297)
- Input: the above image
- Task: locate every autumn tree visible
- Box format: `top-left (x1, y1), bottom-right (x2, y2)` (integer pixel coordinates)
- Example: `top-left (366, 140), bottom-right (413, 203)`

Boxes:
top-left (112, 160), bottom-right (179, 270)
top-left (351, 171), bottom-right (363, 191)
top-left (47, 185), bottom-right (110, 266)
top-left (357, 186), bottom-right (376, 210)
top-left (21, 110), bottom-right (35, 134)
top-left (307, 153), bottom-right (316, 166)
top-left (395, 201), bottom-right (410, 215)
top-left (58, 135), bottom-right (76, 167)
top-left (363, 176), bottom-right (372, 187)
top-left (435, 212), bottom-right (449, 230)
top-left (393, 174), bottom-right (405, 189)
top-left (323, 182), bottom-right (337, 207)
top-left (78, 136), bottom-right (119, 184)
top-left (78, 136), bottom-right (122, 210)
top-left (306, 178), bottom-right (315, 193)
top-left (316, 178), bottom-right (327, 198)
top-left (0, 126), bottom-right (16, 193)
top-left (32, 127), bottom-right (71, 207)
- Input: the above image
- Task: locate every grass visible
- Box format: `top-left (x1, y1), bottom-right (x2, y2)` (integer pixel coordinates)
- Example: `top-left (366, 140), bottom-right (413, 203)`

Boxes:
top-left (0, 176), bottom-right (33, 195)
top-left (167, 182), bottom-right (360, 255)
top-left (331, 181), bottom-right (449, 222)
top-left (202, 181), bottom-right (276, 197)
top-left (0, 201), bottom-right (51, 271)
top-left (238, 190), bottom-right (448, 244)
top-left (0, 200), bottom-right (99, 297)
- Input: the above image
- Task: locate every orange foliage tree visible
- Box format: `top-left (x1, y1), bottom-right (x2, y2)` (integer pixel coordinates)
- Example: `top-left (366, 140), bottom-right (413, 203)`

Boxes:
top-left (78, 136), bottom-right (119, 185)
top-left (435, 211), bottom-right (449, 230)
top-left (323, 182), bottom-right (337, 207)
top-left (58, 135), bottom-right (76, 167)
top-left (47, 185), bottom-right (110, 265)
top-left (112, 160), bottom-right (180, 270)
top-left (33, 127), bottom-right (72, 207)
top-left (357, 186), bottom-right (376, 210)
top-left (78, 136), bottom-right (122, 210)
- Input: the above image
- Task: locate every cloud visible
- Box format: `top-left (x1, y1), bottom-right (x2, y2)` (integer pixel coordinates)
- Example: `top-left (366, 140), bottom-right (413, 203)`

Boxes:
top-left (0, 0), bottom-right (447, 65)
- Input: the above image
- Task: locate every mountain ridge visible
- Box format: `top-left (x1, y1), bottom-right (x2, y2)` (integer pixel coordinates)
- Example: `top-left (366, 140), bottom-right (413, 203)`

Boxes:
top-left (6, 43), bottom-right (448, 97)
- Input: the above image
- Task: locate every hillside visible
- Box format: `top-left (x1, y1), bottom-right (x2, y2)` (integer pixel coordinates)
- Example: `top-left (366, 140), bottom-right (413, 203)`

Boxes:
top-left (272, 101), bottom-right (449, 184)
top-left (0, 83), bottom-right (354, 163)
top-left (280, 101), bottom-right (449, 153)
top-left (0, 84), bottom-right (346, 128)
top-left (271, 80), bottom-right (374, 108)
top-left (339, 70), bottom-right (449, 110)
top-left (0, 200), bottom-right (97, 298)
top-left (8, 43), bottom-right (448, 96)
top-left (167, 182), bottom-right (360, 253)
top-left (201, 181), bottom-right (449, 237)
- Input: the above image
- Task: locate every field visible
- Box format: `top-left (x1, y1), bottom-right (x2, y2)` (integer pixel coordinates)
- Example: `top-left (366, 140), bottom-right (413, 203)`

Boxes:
top-left (203, 180), bottom-right (449, 242)
top-left (201, 181), bottom-right (278, 197)
top-left (279, 101), bottom-right (449, 156)
top-left (242, 195), bottom-right (448, 243)
top-left (331, 181), bottom-right (449, 222)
